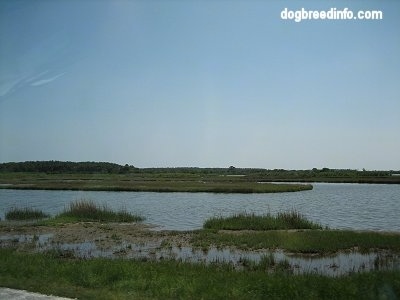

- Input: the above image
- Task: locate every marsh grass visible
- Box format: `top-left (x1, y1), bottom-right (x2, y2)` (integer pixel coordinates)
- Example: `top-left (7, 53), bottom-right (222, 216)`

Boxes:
top-left (203, 210), bottom-right (322, 231)
top-left (55, 199), bottom-right (144, 223)
top-left (5, 207), bottom-right (49, 221)
top-left (0, 249), bottom-right (399, 299)
top-left (193, 230), bottom-right (400, 253)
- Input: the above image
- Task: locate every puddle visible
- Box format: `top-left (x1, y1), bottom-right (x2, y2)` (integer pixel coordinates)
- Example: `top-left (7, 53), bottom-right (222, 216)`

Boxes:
top-left (44, 241), bottom-right (400, 276)
top-left (279, 251), bottom-right (400, 276)
top-left (52, 241), bottom-right (108, 258)
top-left (148, 246), bottom-right (400, 276)
top-left (0, 233), bottom-right (53, 246)
top-left (1, 233), bottom-right (399, 276)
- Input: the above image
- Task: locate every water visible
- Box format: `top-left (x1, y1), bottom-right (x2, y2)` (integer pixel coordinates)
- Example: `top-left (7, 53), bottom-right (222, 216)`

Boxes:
top-left (0, 183), bottom-right (399, 231)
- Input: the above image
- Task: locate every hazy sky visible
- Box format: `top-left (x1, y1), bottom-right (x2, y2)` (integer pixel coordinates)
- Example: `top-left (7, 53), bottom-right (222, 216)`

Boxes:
top-left (0, 0), bottom-right (399, 169)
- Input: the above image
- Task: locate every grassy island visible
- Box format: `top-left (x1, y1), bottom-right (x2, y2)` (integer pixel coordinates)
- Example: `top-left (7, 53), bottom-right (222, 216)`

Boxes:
top-left (0, 172), bottom-right (313, 193)
top-left (1, 161), bottom-right (399, 193)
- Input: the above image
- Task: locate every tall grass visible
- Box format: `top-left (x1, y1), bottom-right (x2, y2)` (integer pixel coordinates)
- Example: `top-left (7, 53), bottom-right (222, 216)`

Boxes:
top-left (203, 210), bottom-right (322, 231)
top-left (56, 199), bottom-right (144, 223)
top-left (5, 207), bottom-right (49, 221)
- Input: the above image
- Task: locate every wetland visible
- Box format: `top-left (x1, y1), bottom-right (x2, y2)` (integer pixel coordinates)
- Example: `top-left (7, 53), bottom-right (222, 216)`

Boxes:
top-left (0, 165), bottom-right (399, 299)
top-left (1, 216), bottom-right (400, 299)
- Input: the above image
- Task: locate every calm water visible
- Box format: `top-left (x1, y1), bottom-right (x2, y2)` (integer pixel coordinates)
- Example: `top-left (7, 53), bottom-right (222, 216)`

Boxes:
top-left (0, 183), bottom-right (399, 231)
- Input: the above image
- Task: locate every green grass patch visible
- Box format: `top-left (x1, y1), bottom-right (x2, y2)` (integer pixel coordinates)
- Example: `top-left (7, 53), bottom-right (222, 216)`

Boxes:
top-left (193, 230), bottom-right (400, 253)
top-left (5, 207), bottom-right (49, 221)
top-left (48, 199), bottom-right (144, 223)
top-left (0, 249), bottom-right (399, 299)
top-left (204, 210), bottom-right (322, 231)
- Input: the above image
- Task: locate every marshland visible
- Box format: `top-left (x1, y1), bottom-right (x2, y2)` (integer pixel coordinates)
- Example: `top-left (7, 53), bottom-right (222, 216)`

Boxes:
top-left (0, 162), bottom-right (400, 299)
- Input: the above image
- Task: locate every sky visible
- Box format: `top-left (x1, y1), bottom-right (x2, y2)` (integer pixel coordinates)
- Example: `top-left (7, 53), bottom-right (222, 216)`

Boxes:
top-left (0, 0), bottom-right (399, 170)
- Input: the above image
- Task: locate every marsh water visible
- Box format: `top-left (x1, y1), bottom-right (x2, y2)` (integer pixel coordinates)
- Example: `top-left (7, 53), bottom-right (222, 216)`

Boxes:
top-left (1, 183), bottom-right (400, 276)
top-left (1, 232), bottom-right (399, 276)
top-left (0, 183), bottom-right (399, 231)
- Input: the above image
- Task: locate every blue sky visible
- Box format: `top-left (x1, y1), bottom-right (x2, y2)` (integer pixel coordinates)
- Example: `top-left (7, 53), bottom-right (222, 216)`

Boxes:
top-left (0, 0), bottom-right (399, 169)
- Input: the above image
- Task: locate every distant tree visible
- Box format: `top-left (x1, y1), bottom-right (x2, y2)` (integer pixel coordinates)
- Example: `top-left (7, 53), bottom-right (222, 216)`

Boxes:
top-left (0, 161), bottom-right (125, 174)
top-left (119, 164), bottom-right (131, 174)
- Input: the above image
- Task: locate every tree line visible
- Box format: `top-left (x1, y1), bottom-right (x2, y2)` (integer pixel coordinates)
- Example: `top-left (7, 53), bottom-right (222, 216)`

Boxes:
top-left (0, 161), bottom-right (397, 177)
top-left (0, 161), bottom-right (134, 174)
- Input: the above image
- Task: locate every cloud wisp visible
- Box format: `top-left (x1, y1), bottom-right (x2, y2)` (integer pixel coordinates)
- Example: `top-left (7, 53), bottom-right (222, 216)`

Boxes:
top-left (30, 72), bottom-right (66, 87)
top-left (0, 77), bottom-right (24, 98)
top-left (0, 71), bottom-right (66, 101)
